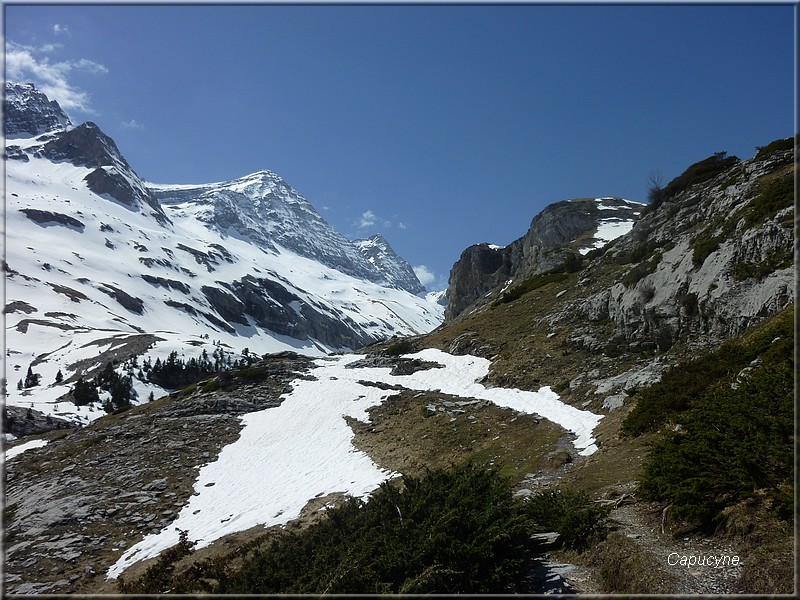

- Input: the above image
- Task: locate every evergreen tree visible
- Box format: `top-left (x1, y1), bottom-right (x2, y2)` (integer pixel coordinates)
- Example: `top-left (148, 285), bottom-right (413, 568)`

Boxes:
top-left (72, 377), bottom-right (100, 406)
top-left (55, 369), bottom-right (63, 384)
top-left (24, 365), bottom-right (41, 388)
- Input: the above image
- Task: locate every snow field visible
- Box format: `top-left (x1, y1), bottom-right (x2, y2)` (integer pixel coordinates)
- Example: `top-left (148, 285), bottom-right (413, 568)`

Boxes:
top-left (4, 438), bottom-right (50, 461)
top-left (107, 349), bottom-right (601, 579)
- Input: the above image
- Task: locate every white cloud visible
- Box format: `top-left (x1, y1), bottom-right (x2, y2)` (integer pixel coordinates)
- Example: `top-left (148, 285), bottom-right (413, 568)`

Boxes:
top-left (52, 24), bottom-right (70, 36)
top-left (354, 209), bottom-right (406, 231)
top-left (413, 265), bottom-right (436, 288)
top-left (356, 210), bottom-right (378, 229)
top-left (120, 119), bottom-right (144, 130)
top-left (6, 40), bottom-right (107, 114)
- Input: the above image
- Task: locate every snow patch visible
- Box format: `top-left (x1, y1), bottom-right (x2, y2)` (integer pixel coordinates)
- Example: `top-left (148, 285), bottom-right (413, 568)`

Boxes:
top-left (107, 349), bottom-right (602, 579)
top-left (5, 438), bottom-right (49, 461)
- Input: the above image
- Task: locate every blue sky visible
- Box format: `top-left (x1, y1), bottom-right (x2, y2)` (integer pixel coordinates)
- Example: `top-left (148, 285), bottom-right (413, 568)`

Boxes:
top-left (5, 3), bottom-right (796, 290)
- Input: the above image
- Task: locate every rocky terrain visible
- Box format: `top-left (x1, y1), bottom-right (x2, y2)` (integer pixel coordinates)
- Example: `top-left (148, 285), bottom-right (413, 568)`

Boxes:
top-left (3, 81), bottom-right (794, 595)
top-left (4, 353), bottom-right (313, 594)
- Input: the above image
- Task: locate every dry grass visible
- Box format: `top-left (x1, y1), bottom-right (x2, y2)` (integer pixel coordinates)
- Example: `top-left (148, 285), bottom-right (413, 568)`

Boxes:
top-left (347, 388), bottom-right (566, 483)
top-left (586, 531), bottom-right (679, 593)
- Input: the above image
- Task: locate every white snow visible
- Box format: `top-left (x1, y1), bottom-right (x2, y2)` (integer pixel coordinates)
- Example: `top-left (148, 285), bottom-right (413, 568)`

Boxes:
top-left (5, 143), bottom-right (444, 424)
top-left (578, 218), bottom-right (637, 255)
top-left (107, 348), bottom-right (601, 579)
top-left (5, 438), bottom-right (49, 461)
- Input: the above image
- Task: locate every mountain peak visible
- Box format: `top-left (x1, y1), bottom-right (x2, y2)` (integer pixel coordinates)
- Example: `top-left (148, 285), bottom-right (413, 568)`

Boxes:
top-left (4, 81), bottom-right (73, 137)
top-left (353, 234), bottom-right (426, 295)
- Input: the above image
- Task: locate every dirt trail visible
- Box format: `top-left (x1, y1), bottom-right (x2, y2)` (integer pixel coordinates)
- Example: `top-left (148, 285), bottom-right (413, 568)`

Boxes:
top-left (561, 494), bottom-right (746, 594)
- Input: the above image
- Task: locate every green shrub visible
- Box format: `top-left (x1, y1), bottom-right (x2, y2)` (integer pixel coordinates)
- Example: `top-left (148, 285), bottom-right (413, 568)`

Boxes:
top-left (661, 151), bottom-right (740, 202)
top-left (691, 235), bottom-right (721, 267)
top-left (731, 249), bottom-right (794, 281)
top-left (639, 358), bottom-right (793, 527)
top-left (622, 307), bottom-right (793, 437)
top-left (522, 489), bottom-right (609, 551)
top-left (212, 462), bottom-right (532, 594)
top-left (754, 136), bottom-right (795, 161)
top-left (495, 272), bottom-right (568, 305)
top-left (744, 173), bottom-right (794, 230)
top-left (629, 308), bottom-right (794, 531)
top-left (117, 529), bottom-right (196, 593)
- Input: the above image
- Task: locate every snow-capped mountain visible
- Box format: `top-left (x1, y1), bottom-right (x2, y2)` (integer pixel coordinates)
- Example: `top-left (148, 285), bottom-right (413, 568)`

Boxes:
top-left (4, 82), bottom-right (443, 424)
top-left (151, 174), bottom-right (424, 294)
top-left (353, 234), bottom-right (426, 296)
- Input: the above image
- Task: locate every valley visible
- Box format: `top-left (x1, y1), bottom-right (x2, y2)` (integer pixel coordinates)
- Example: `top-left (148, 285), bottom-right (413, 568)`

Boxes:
top-left (3, 81), bottom-right (795, 595)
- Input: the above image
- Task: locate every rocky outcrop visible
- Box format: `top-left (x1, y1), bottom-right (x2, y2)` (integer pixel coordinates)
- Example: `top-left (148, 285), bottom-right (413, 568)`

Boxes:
top-left (4, 406), bottom-right (75, 438)
top-left (37, 122), bottom-right (170, 226)
top-left (201, 277), bottom-right (374, 349)
top-left (19, 209), bottom-right (85, 230)
top-left (4, 82), bottom-right (72, 137)
top-left (445, 244), bottom-right (514, 320)
top-left (445, 197), bottom-right (644, 320)
top-left (558, 143), bottom-right (796, 352)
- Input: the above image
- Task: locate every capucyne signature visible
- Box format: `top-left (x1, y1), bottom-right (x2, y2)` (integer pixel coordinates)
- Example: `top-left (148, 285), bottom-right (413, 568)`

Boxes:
top-left (667, 552), bottom-right (741, 569)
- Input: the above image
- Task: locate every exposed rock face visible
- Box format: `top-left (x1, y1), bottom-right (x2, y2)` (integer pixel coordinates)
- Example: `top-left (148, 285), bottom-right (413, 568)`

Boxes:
top-left (564, 146), bottom-right (795, 351)
top-left (37, 122), bottom-right (170, 225)
top-left (39, 121), bottom-right (127, 169)
top-left (445, 197), bottom-right (644, 320)
top-left (4, 82), bottom-right (72, 137)
top-left (201, 276), bottom-right (373, 349)
top-left (19, 209), bottom-right (85, 230)
top-left (353, 234), bottom-right (426, 295)
top-left (445, 244), bottom-right (514, 320)
top-left (3, 406), bottom-right (75, 438)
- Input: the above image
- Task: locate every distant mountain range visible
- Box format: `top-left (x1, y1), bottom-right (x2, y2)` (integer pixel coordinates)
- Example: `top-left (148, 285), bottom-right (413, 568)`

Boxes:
top-left (4, 81), bottom-right (442, 424)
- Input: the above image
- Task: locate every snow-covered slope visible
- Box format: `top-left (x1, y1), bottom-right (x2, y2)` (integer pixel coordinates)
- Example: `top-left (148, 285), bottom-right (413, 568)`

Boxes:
top-left (573, 196), bottom-right (645, 254)
top-left (4, 83), bottom-right (444, 425)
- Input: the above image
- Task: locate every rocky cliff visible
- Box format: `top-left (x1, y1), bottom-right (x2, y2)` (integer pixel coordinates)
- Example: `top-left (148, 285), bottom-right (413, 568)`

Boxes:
top-left (4, 82), bottom-right (72, 137)
top-left (446, 197), bottom-right (643, 320)
top-left (565, 145), bottom-right (795, 354)
top-left (353, 234), bottom-right (426, 295)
